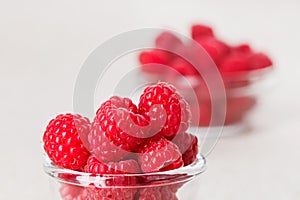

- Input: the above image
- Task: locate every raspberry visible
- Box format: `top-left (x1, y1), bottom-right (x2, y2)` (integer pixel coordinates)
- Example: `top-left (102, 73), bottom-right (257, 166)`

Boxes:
top-left (170, 57), bottom-right (199, 76)
top-left (219, 54), bottom-right (250, 73)
top-left (159, 157), bottom-right (184, 171)
top-left (43, 113), bottom-right (91, 170)
top-left (85, 155), bottom-right (140, 186)
top-left (139, 50), bottom-right (175, 75)
top-left (89, 121), bottom-right (129, 163)
top-left (84, 155), bottom-right (139, 200)
top-left (138, 82), bottom-right (191, 139)
top-left (89, 96), bottom-right (150, 162)
top-left (247, 52), bottom-right (272, 69)
top-left (191, 24), bottom-right (214, 40)
top-left (221, 52), bottom-right (272, 73)
top-left (172, 132), bottom-right (198, 166)
top-left (138, 185), bottom-right (179, 200)
top-left (232, 44), bottom-right (252, 54)
top-left (155, 32), bottom-right (183, 50)
top-left (85, 156), bottom-right (140, 175)
top-left (139, 50), bottom-right (170, 65)
top-left (196, 37), bottom-right (230, 64)
top-left (86, 186), bottom-right (137, 200)
top-left (59, 184), bottom-right (87, 200)
top-left (137, 136), bottom-right (183, 173)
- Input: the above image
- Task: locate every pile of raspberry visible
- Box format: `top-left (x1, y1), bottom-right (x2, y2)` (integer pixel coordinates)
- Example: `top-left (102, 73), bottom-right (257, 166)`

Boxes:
top-left (43, 82), bottom-right (197, 200)
top-left (139, 24), bottom-right (272, 76)
top-left (139, 24), bottom-right (273, 126)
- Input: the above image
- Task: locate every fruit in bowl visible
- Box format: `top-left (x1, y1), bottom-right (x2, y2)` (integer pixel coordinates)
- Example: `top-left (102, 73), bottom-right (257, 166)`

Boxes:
top-left (43, 82), bottom-right (202, 200)
top-left (138, 24), bottom-right (273, 126)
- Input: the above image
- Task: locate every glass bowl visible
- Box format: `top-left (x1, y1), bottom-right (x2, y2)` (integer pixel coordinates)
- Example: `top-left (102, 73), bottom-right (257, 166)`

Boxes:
top-left (43, 148), bottom-right (206, 200)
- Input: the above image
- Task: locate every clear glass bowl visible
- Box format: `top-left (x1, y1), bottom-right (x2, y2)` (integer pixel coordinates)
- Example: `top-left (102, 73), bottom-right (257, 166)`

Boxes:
top-left (43, 148), bottom-right (206, 200)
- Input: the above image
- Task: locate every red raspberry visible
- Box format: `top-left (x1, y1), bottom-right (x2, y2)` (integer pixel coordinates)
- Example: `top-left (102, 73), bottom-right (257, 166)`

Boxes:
top-left (85, 156), bottom-right (140, 175)
top-left (139, 50), bottom-right (170, 66)
top-left (196, 37), bottom-right (230, 64)
top-left (155, 31), bottom-right (183, 50)
top-left (247, 52), bottom-right (272, 69)
top-left (138, 82), bottom-right (191, 139)
top-left (191, 24), bottom-right (214, 40)
top-left (59, 184), bottom-right (87, 200)
top-left (85, 155), bottom-right (140, 186)
top-left (43, 113), bottom-right (91, 170)
top-left (172, 132), bottom-right (198, 166)
top-left (86, 186), bottom-right (137, 200)
top-left (139, 50), bottom-right (174, 74)
top-left (89, 96), bottom-right (150, 162)
top-left (89, 121), bottom-right (129, 163)
top-left (137, 137), bottom-right (183, 173)
top-left (232, 44), bottom-right (252, 54)
top-left (219, 53), bottom-right (250, 73)
top-left (138, 185), bottom-right (179, 200)
top-left (159, 157), bottom-right (184, 171)
top-left (170, 57), bottom-right (199, 76)
top-left (84, 155), bottom-right (139, 200)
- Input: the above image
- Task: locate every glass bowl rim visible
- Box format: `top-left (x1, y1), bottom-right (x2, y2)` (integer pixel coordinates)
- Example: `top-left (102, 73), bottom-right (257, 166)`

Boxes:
top-left (43, 151), bottom-right (206, 188)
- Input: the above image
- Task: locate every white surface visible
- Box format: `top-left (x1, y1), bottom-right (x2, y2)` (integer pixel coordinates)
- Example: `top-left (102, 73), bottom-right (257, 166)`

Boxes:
top-left (0, 0), bottom-right (300, 199)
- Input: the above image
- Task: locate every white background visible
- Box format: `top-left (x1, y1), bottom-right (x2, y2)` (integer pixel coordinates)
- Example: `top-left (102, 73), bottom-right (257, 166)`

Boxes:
top-left (0, 0), bottom-right (299, 199)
